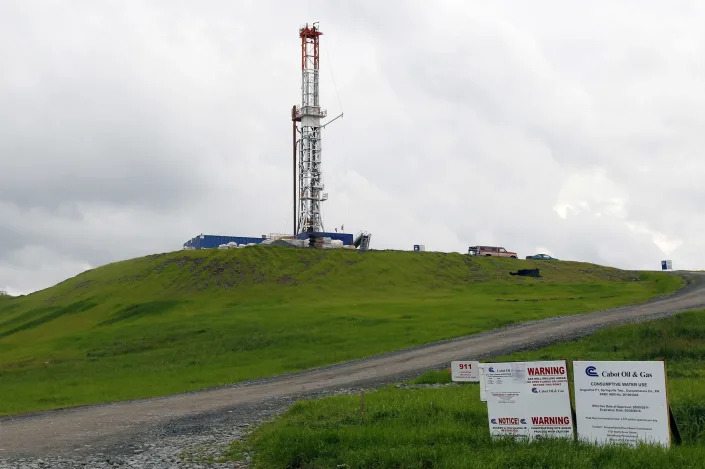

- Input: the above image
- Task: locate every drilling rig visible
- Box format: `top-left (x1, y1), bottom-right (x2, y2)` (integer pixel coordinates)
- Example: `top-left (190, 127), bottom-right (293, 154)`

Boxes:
top-left (290, 23), bottom-right (369, 250)
top-left (182, 23), bottom-right (370, 252)
top-left (292, 23), bottom-right (327, 235)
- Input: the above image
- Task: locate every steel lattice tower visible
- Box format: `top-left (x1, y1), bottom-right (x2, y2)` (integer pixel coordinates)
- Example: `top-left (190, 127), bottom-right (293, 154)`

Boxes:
top-left (293, 23), bottom-right (327, 234)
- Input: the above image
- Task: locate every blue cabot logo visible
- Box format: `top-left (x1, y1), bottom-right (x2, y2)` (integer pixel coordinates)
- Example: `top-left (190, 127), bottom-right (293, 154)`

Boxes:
top-left (520, 418), bottom-right (527, 424)
top-left (531, 387), bottom-right (538, 393)
top-left (488, 367), bottom-right (496, 373)
top-left (490, 418), bottom-right (497, 424)
top-left (586, 366), bottom-right (598, 377)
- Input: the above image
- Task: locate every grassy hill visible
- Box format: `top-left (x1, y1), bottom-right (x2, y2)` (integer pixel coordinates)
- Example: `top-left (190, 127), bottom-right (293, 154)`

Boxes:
top-left (0, 247), bottom-right (682, 415)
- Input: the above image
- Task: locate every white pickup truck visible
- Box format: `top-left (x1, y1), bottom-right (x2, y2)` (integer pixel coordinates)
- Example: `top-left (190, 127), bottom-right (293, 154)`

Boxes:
top-left (468, 246), bottom-right (518, 258)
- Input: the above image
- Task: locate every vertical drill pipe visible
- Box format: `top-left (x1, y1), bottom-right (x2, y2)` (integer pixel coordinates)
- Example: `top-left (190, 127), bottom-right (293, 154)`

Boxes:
top-left (292, 106), bottom-right (297, 236)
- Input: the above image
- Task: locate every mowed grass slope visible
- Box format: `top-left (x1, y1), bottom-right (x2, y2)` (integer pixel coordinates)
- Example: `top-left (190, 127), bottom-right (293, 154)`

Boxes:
top-left (0, 247), bottom-right (681, 415)
top-left (236, 310), bottom-right (705, 469)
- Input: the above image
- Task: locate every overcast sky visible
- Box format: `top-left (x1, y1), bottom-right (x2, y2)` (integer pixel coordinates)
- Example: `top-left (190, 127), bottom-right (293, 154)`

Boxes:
top-left (2, 1), bottom-right (705, 295)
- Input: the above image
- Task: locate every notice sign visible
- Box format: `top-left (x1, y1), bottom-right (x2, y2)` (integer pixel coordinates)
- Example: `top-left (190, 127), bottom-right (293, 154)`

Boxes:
top-left (573, 361), bottom-right (670, 447)
top-left (484, 361), bottom-right (574, 440)
top-left (451, 361), bottom-right (480, 382)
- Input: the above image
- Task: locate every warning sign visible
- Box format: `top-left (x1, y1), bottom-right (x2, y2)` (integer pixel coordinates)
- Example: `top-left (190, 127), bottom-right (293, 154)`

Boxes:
top-left (483, 361), bottom-right (574, 440)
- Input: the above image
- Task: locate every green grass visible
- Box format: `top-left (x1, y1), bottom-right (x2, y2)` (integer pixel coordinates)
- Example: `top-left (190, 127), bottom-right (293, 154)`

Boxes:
top-left (410, 370), bottom-right (453, 385)
top-left (0, 247), bottom-right (682, 416)
top-left (235, 310), bottom-right (705, 468)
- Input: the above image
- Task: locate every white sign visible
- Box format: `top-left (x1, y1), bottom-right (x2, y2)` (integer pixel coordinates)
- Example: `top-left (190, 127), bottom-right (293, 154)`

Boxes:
top-left (573, 361), bottom-right (670, 447)
top-left (451, 360), bottom-right (480, 382)
top-left (484, 361), bottom-right (574, 440)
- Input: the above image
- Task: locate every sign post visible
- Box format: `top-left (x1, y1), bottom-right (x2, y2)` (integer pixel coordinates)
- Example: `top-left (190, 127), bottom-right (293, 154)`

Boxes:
top-left (479, 364), bottom-right (487, 401)
top-left (573, 361), bottom-right (670, 447)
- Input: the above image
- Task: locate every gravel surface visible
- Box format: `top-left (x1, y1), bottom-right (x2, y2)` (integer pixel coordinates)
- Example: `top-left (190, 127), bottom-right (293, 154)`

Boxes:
top-left (0, 388), bottom-right (375, 469)
top-left (1, 272), bottom-right (703, 468)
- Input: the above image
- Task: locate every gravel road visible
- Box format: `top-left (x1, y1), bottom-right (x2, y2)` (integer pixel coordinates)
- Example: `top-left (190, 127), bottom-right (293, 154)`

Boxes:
top-left (2, 272), bottom-right (704, 468)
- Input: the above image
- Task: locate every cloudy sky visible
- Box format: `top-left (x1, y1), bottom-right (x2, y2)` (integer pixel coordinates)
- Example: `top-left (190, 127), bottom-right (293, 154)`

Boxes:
top-left (2, 1), bottom-right (704, 295)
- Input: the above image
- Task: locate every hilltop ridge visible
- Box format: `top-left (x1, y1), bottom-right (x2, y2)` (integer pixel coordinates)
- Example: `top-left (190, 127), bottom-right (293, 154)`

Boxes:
top-left (0, 247), bottom-right (682, 415)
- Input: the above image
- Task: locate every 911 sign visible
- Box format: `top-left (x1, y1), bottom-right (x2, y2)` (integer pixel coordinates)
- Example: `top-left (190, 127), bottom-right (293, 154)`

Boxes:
top-left (451, 361), bottom-right (480, 382)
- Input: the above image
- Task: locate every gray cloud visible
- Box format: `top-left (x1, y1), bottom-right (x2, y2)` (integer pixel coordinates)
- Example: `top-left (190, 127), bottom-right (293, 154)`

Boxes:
top-left (2, 0), bottom-right (705, 294)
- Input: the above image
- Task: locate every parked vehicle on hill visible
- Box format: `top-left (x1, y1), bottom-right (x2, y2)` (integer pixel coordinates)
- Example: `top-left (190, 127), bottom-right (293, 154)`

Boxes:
top-left (526, 253), bottom-right (559, 260)
top-left (468, 246), bottom-right (518, 258)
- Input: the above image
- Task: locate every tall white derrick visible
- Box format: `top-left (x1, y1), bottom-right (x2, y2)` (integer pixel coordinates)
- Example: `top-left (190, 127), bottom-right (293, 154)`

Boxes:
top-left (293, 23), bottom-right (327, 234)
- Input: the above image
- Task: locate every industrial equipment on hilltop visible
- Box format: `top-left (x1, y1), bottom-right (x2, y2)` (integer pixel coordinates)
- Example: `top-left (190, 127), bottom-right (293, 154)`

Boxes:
top-left (292, 22), bottom-right (326, 235)
top-left (183, 232), bottom-right (355, 250)
top-left (183, 23), bottom-right (370, 252)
